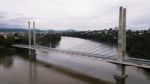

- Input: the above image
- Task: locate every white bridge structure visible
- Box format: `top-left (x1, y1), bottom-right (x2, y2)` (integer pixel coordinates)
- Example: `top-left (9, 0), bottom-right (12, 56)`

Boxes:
top-left (13, 44), bottom-right (150, 69)
top-left (12, 7), bottom-right (150, 81)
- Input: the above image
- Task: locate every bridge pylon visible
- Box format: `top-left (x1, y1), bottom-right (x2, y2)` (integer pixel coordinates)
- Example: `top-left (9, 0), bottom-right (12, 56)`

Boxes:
top-left (28, 21), bottom-right (31, 55)
top-left (28, 21), bottom-right (37, 58)
top-left (33, 21), bottom-right (36, 46)
top-left (114, 6), bottom-right (127, 80)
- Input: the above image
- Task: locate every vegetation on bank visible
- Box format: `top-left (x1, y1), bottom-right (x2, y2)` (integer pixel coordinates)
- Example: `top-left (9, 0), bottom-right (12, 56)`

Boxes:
top-left (0, 33), bottom-right (61, 56)
top-left (61, 28), bottom-right (150, 59)
top-left (37, 33), bottom-right (61, 47)
top-left (0, 35), bottom-right (16, 56)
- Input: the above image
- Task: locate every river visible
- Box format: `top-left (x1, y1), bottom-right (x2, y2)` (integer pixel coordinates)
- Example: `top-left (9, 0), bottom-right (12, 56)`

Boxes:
top-left (0, 36), bottom-right (150, 84)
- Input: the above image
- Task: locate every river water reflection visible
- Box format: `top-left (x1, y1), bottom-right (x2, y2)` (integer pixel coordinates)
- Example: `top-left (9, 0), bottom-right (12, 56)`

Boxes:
top-left (0, 56), bottom-right (94, 84)
top-left (0, 36), bottom-right (150, 84)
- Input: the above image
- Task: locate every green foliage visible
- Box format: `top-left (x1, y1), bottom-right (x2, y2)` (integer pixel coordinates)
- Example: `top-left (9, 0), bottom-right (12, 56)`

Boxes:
top-left (37, 33), bottom-right (61, 47)
top-left (126, 30), bottom-right (150, 59)
top-left (0, 35), bottom-right (5, 46)
top-left (3, 36), bottom-right (15, 47)
top-left (0, 36), bottom-right (16, 56)
top-left (0, 33), bottom-right (61, 57)
top-left (15, 36), bottom-right (29, 44)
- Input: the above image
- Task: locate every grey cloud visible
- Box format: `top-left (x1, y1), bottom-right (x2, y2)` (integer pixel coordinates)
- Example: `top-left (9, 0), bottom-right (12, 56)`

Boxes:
top-left (0, 11), bottom-right (8, 19)
top-left (0, 0), bottom-right (150, 30)
top-left (0, 11), bottom-right (33, 28)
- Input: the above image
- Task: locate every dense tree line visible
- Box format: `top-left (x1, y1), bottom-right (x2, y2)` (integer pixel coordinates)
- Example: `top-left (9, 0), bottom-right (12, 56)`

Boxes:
top-left (0, 33), bottom-right (61, 56)
top-left (0, 35), bottom-right (16, 56)
top-left (126, 30), bottom-right (150, 59)
top-left (61, 28), bottom-right (150, 59)
top-left (36, 33), bottom-right (61, 47)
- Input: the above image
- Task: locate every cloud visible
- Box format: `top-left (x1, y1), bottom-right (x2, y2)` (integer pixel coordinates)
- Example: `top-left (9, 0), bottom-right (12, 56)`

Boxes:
top-left (0, 11), bottom-right (35, 28)
top-left (0, 0), bottom-right (150, 30)
top-left (0, 11), bottom-right (8, 19)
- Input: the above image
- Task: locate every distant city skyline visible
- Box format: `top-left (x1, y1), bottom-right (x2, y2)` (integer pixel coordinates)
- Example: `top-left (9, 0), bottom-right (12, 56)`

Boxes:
top-left (0, 0), bottom-right (150, 30)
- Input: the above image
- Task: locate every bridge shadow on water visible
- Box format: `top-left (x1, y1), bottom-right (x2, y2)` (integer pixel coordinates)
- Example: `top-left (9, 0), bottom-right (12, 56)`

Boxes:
top-left (17, 52), bottom-right (114, 84)
top-left (35, 60), bottom-right (114, 84)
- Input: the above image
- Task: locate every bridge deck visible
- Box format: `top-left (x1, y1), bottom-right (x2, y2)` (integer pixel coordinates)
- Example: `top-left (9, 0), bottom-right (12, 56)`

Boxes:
top-left (13, 44), bottom-right (150, 69)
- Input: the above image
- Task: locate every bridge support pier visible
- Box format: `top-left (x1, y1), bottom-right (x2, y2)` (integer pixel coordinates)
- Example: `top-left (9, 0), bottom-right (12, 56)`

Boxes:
top-left (115, 76), bottom-right (126, 84)
top-left (115, 64), bottom-right (127, 78)
top-left (114, 64), bottom-right (127, 84)
top-left (29, 50), bottom-right (37, 61)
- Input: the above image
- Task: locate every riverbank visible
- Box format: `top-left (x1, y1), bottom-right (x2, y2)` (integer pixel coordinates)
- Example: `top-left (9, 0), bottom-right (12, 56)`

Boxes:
top-left (61, 29), bottom-right (150, 59)
top-left (0, 33), bottom-right (61, 57)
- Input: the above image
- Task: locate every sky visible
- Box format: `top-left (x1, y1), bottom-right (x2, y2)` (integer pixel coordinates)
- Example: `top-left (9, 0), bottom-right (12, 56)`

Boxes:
top-left (0, 0), bottom-right (150, 30)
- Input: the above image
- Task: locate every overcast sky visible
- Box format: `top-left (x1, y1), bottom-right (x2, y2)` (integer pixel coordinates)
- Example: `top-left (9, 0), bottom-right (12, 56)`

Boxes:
top-left (0, 0), bottom-right (150, 30)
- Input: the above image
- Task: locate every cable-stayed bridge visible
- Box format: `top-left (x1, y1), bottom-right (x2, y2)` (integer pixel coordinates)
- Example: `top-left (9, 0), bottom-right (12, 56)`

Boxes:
top-left (12, 6), bottom-right (150, 81)
top-left (12, 44), bottom-right (150, 69)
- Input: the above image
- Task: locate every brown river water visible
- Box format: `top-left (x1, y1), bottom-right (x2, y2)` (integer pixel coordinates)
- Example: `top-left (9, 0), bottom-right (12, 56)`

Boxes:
top-left (0, 37), bottom-right (150, 84)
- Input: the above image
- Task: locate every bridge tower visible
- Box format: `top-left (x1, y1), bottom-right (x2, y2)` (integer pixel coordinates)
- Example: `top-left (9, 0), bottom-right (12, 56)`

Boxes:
top-left (28, 21), bottom-right (36, 59)
top-left (33, 21), bottom-right (36, 45)
top-left (28, 21), bottom-right (31, 55)
top-left (114, 6), bottom-right (127, 82)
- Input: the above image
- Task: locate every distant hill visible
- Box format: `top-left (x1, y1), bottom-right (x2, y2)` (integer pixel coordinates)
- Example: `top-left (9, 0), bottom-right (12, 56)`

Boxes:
top-left (55, 29), bottom-right (77, 33)
top-left (0, 28), bottom-right (77, 33)
top-left (65, 29), bottom-right (77, 32)
top-left (47, 29), bottom-right (56, 33)
top-left (0, 28), bottom-right (28, 32)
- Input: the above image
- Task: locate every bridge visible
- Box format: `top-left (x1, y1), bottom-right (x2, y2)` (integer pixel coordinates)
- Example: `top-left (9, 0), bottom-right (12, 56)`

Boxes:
top-left (12, 44), bottom-right (150, 69)
top-left (12, 6), bottom-right (150, 82)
